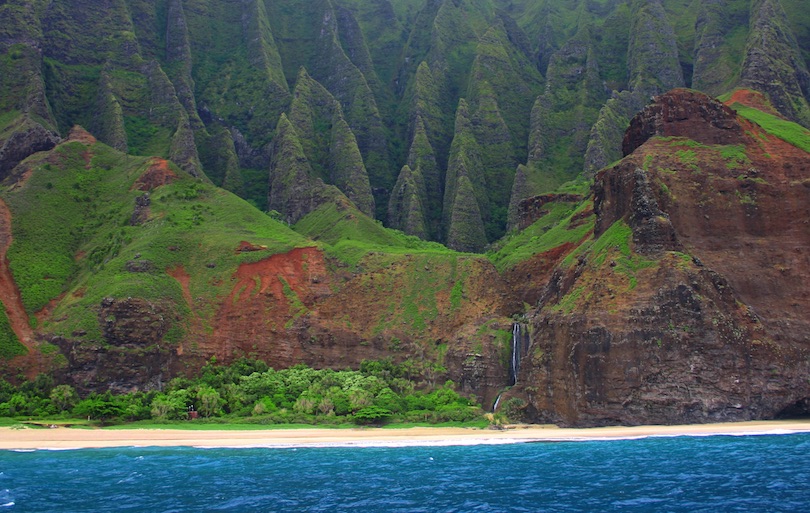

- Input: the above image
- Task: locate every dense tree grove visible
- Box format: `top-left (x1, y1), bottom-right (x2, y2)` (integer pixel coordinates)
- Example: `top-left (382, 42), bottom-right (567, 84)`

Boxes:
top-left (0, 359), bottom-right (485, 426)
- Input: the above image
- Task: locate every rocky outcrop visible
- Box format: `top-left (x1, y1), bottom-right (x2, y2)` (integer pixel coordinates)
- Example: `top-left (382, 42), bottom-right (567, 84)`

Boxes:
top-left (0, 118), bottom-right (60, 179)
top-left (52, 334), bottom-right (175, 395)
top-left (514, 90), bottom-right (810, 426)
top-left (516, 193), bottom-right (584, 232)
top-left (622, 89), bottom-right (745, 155)
top-left (99, 297), bottom-right (169, 347)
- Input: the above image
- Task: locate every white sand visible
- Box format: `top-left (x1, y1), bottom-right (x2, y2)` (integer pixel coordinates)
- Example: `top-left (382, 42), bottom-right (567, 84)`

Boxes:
top-left (1, 420), bottom-right (809, 450)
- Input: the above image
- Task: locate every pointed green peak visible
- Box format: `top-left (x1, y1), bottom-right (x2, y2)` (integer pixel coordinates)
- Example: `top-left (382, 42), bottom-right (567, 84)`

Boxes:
top-left (408, 114), bottom-right (440, 192)
top-left (286, 71), bottom-right (374, 217)
top-left (274, 112), bottom-right (296, 142)
top-left (329, 115), bottom-right (375, 217)
top-left (197, 126), bottom-right (243, 196)
top-left (289, 67), bottom-right (338, 182)
top-left (92, 72), bottom-right (128, 152)
top-left (408, 115), bottom-right (434, 166)
top-left (413, 61), bottom-right (439, 114)
top-left (474, 23), bottom-right (511, 62)
top-left (453, 98), bottom-right (472, 135)
top-left (296, 66), bottom-right (311, 85)
top-left (468, 91), bottom-right (513, 240)
top-left (507, 164), bottom-right (529, 229)
top-left (241, 0), bottom-right (288, 90)
top-left (269, 113), bottom-right (324, 224)
top-left (387, 165), bottom-right (428, 240)
top-left (446, 174), bottom-right (487, 253)
top-left (411, 60), bottom-right (448, 164)
top-left (443, 103), bottom-right (488, 245)
top-left (405, 114), bottom-right (441, 239)
top-left (169, 111), bottom-right (205, 180)
top-left (470, 91), bottom-right (510, 143)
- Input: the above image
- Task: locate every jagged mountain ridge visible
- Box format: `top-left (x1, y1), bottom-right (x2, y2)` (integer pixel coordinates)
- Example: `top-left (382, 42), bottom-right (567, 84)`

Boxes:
top-left (3, 0), bottom-right (810, 251)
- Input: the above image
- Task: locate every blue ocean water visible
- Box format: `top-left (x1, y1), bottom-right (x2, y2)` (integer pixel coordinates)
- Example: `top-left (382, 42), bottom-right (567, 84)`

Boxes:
top-left (0, 433), bottom-right (808, 512)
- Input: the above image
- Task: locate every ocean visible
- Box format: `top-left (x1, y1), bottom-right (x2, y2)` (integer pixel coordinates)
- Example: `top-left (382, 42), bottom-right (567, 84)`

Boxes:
top-left (1, 433), bottom-right (808, 512)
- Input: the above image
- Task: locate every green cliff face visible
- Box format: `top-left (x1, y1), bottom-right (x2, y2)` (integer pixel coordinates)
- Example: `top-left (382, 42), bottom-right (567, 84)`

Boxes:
top-left (387, 164), bottom-right (429, 239)
top-left (692, 0), bottom-right (750, 96)
top-left (268, 114), bottom-right (331, 224)
top-left (740, 0), bottom-right (810, 126)
top-left (286, 68), bottom-right (375, 217)
top-left (509, 33), bottom-right (605, 227)
top-left (443, 99), bottom-right (488, 251)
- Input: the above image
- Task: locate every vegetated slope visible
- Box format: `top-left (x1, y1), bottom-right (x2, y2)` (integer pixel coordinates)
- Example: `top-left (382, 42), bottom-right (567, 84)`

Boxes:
top-left (0, 129), bottom-right (516, 405)
top-left (1, 91), bottom-right (808, 426)
top-left (3, 0), bottom-right (810, 251)
top-left (495, 89), bottom-right (810, 427)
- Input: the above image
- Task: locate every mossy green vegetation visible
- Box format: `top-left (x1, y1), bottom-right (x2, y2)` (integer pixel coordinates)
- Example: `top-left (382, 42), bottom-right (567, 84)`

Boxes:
top-left (489, 197), bottom-right (593, 273)
top-left (3, 138), bottom-right (307, 341)
top-left (730, 103), bottom-right (810, 153)
top-left (0, 308), bottom-right (25, 359)
top-left (556, 219), bottom-right (657, 297)
top-left (294, 202), bottom-right (457, 268)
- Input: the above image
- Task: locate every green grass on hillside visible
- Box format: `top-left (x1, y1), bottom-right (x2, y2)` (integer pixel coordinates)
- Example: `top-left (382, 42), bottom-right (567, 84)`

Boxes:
top-left (730, 102), bottom-right (810, 153)
top-left (488, 199), bottom-right (593, 272)
top-left (294, 202), bottom-right (458, 267)
top-left (0, 308), bottom-right (26, 359)
top-left (3, 139), bottom-right (308, 342)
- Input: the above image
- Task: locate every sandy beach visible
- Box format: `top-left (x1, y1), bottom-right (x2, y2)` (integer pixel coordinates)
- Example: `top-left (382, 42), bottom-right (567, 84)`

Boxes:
top-left (1, 420), bottom-right (809, 450)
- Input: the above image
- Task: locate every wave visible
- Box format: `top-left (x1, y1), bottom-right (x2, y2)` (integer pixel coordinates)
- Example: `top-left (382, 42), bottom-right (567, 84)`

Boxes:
top-left (189, 428), bottom-right (810, 450)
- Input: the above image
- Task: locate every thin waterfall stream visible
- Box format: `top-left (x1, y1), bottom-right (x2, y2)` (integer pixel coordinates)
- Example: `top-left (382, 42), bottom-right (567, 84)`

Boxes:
top-left (492, 322), bottom-right (523, 411)
top-left (510, 322), bottom-right (521, 386)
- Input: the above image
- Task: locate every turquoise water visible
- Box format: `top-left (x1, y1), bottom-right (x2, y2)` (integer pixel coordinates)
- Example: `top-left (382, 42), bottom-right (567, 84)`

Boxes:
top-left (1, 433), bottom-right (808, 512)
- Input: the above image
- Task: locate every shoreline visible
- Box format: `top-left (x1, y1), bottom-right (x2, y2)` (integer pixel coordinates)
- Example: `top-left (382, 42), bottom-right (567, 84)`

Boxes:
top-left (1, 419), bottom-right (809, 451)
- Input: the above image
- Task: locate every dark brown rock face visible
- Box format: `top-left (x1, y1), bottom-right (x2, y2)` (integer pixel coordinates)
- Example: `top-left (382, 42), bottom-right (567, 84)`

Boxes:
top-left (99, 297), bottom-right (169, 347)
top-left (0, 122), bottom-right (60, 179)
top-left (51, 297), bottom-right (175, 394)
top-left (516, 194), bottom-right (583, 231)
top-left (594, 165), bottom-right (680, 255)
top-left (622, 89), bottom-right (744, 156)
top-left (515, 90), bottom-right (810, 427)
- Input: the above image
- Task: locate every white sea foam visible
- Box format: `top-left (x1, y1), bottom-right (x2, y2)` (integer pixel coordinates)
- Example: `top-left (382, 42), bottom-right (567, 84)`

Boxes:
top-left (185, 428), bottom-right (810, 450)
top-left (193, 437), bottom-right (534, 450)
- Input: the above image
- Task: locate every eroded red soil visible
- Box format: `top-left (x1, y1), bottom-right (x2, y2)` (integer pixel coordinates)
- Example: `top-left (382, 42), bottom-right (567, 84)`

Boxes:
top-left (0, 199), bottom-right (42, 375)
top-left (133, 158), bottom-right (176, 191)
top-left (725, 89), bottom-right (783, 117)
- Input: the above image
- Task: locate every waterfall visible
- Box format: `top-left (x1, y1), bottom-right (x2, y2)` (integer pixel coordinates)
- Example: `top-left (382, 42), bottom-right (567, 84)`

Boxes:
top-left (510, 323), bottom-right (521, 386)
top-left (492, 393), bottom-right (502, 412)
top-left (493, 322), bottom-right (524, 412)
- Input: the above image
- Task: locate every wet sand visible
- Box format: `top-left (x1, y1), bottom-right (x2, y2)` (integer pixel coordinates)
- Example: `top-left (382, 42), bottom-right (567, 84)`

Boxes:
top-left (1, 420), bottom-right (809, 450)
